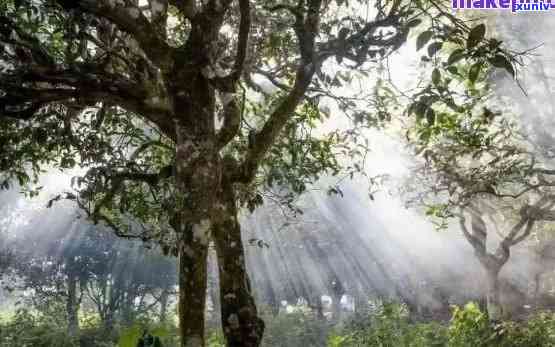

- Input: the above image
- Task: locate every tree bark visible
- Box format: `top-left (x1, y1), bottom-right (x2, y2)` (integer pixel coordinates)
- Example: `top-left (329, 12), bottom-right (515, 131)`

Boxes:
top-left (173, 105), bottom-right (216, 346)
top-left (485, 268), bottom-right (503, 321)
top-left (66, 273), bottom-right (79, 338)
top-left (159, 288), bottom-right (170, 323)
top-left (212, 181), bottom-right (264, 347)
top-left (177, 233), bottom-right (209, 347)
top-left (207, 248), bottom-right (221, 327)
top-left (121, 289), bottom-right (136, 327)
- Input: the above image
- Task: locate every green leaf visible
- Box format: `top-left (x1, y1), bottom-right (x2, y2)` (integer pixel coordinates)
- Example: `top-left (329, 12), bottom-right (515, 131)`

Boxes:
top-left (432, 68), bottom-right (441, 85)
top-left (407, 19), bottom-right (422, 28)
top-left (151, 326), bottom-right (169, 338)
top-left (489, 54), bottom-right (515, 78)
top-left (447, 48), bottom-right (465, 65)
top-left (427, 41), bottom-right (443, 57)
top-left (446, 66), bottom-right (460, 76)
top-left (467, 24), bottom-right (486, 49)
top-left (118, 325), bottom-right (142, 347)
top-left (414, 101), bottom-right (428, 119)
top-left (468, 62), bottom-right (482, 83)
top-left (416, 30), bottom-right (433, 51)
top-left (426, 108), bottom-right (435, 126)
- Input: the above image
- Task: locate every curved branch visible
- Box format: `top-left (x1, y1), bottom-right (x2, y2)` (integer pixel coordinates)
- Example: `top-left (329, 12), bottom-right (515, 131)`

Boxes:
top-left (232, 0), bottom-right (322, 183)
top-left (58, 0), bottom-right (172, 68)
top-left (316, 13), bottom-right (403, 63)
top-left (0, 64), bottom-right (176, 140)
top-left (457, 212), bottom-right (486, 257)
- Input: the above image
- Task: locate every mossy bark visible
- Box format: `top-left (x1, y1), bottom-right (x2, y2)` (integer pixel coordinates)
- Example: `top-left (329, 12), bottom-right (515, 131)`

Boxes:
top-left (178, 234), bottom-right (209, 347)
top-left (212, 181), bottom-right (264, 347)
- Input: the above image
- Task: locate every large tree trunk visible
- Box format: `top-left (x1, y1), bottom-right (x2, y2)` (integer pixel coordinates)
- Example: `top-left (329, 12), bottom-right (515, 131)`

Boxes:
top-left (177, 233), bottom-right (209, 347)
top-left (212, 181), bottom-right (264, 347)
top-left (66, 273), bottom-right (79, 338)
top-left (485, 267), bottom-right (503, 321)
top-left (173, 98), bottom-right (217, 346)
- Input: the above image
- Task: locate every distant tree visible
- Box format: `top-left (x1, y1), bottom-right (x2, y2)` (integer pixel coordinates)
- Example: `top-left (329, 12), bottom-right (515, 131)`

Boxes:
top-left (8, 216), bottom-right (98, 337)
top-left (404, 41), bottom-right (555, 320)
top-left (5, 212), bottom-right (176, 337)
top-left (0, 0), bottom-right (514, 345)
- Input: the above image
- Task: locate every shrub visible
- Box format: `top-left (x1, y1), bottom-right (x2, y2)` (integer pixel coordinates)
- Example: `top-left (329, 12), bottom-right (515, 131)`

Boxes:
top-left (330, 301), bottom-right (448, 347)
top-left (331, 302), bottom-right (555, 347)
top-left (448, 302), bottom-right (492, 347)
top-left (261, 310), bottom-right (330, 347)
top-left (0, 308), bottom-right (77, 347)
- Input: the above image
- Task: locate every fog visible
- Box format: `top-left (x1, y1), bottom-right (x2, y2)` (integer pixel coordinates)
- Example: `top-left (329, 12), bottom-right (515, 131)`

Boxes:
top-left (1, 8), bottom-right (555, 332)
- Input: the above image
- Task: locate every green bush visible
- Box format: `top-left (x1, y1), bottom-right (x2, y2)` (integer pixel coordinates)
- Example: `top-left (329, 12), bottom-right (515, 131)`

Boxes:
top-left (0, 308), bottom-right (77, 347)
top-left (329, 301), bottom-right (447, 347)
top-left (206, 331), bottom-right (225, 347)
top-left (330, 302), bottom-right (555, 347)
top-left (261, 310), bottom-right (330, 347)
top-left (448, 303), bottom-right (555, 347)
top-left (448, 302), bottom-right (492, 347)
top-left (2, 302), bottom-right (555, 347)
top-left (499, 313), bottom-right (555, 347)
top-left (117, 323), bottom-right (180, 347)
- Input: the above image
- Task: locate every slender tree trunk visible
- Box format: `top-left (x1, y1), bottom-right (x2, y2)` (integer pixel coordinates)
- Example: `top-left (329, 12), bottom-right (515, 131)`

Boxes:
top-left (212, 181), bottom-right (264, 347)
top-left (66, 273), bottom-right (79, 338)
top-left (332, 294), bottom-right (342, 322)
top-left (159, 288), bottom-right (169, 323)
top-left (103, 312), bottom-right (115, 334)
top-left (311, 294), bottom-right (324, 320)
top-left (208, 248), bottom-right (221, 327)
top-left (485, 268), bottom-right (503, 321)
top-left (533, 272), bottom-right (542, 309)
top-left (177, 234), bottom-right (209, 347)
top-left (121, 289), bottom-right (136, 327)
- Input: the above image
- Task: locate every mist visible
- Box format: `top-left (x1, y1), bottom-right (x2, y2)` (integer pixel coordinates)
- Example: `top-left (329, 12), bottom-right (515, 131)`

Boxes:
top-left (2, 4), bottom-right (555, 347)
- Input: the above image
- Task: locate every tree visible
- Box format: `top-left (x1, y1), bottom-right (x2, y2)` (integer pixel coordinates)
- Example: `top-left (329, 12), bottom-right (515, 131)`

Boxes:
top-left (0, 0), bottom-right (513, 345)
top-left (404, 42), bottom-right (555, 320)
top-left (6, 208), bottom-right (94, 338)
top-left (2, 202), bottom-right (177, 338)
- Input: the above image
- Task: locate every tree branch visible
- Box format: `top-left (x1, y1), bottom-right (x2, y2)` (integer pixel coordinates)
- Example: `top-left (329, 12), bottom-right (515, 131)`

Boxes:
top-left (232, 0), bottom-right (322, 183)
top-left (0, 15), bottom-right (55, 67)
top-left (149, 0), bottom-right (169, 37)
top-left (231, 0), bottom-right (251, 82)
top-left (316, 13), bottom-right (405, 65)
top-left (457, 212), bottom-right (486, 257)
top-left (0, 64), bottom-right (176, 140)
top-left (57, 0), bottom-right (172, 68)
top-left (169, 0), bottom-right (196, 18)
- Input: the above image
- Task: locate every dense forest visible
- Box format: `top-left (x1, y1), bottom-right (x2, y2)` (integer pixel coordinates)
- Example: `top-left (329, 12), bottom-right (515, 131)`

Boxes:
top-left (1, 0), bottom-right (555, 346)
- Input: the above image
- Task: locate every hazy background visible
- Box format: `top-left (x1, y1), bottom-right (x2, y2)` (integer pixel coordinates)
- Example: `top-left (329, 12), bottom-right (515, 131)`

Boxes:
top-left (1, 9), bottom-right (554, 317)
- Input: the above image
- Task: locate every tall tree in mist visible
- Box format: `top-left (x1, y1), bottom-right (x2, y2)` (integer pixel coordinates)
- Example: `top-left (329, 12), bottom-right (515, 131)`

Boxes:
top-left (405, 46), bottom-right (555, 320)
top-left (0, 0), bottom-right (514, 345)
